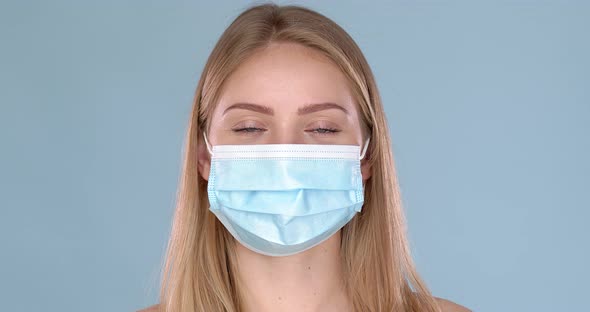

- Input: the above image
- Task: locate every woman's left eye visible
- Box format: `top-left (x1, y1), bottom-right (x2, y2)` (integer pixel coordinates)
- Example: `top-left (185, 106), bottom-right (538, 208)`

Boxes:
top-left (307, 127), bottom-right (341, 135)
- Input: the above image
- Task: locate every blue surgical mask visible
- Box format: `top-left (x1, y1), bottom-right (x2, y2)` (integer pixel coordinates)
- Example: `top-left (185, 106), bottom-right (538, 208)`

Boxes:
top-left (203, 133), bottom-right (370, 257)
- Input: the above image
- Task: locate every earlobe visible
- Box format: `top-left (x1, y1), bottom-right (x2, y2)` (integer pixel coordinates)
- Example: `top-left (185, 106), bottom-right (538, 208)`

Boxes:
top-left (197, 137), bottom-right (211, 181)
top-left (361, 159), bottom-right (372, 181)
top-left (360, 140), bottom-right (372, 181)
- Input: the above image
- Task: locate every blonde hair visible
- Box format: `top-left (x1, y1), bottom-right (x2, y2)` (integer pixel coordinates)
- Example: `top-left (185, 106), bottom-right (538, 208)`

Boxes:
top-left (160, 3), bottom-right (441, 311)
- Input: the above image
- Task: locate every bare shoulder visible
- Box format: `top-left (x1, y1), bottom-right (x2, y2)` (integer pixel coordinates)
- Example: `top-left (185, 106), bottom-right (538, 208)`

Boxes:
top-left (137, 303), bottom-right (159, 312)
top-left (435, 297), bottom-right (472, 312)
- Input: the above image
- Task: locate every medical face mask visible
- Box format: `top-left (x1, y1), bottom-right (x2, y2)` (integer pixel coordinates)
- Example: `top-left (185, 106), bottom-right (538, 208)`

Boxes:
top-left (203, 134), bottom-right (370, 257)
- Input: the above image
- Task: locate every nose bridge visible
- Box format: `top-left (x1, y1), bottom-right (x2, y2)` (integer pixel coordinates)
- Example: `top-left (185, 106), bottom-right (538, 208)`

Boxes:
top-left (269, 118), bottom-right (304, 144)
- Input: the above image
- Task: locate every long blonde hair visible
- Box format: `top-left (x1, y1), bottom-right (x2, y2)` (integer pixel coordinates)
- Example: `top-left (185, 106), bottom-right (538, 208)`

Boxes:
top-left (160, 3), bottom-right (441, 311)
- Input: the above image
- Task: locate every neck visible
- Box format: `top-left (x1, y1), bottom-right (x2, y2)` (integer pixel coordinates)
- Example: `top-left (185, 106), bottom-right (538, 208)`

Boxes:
top-left (235, 232), bottom-right (351, 312)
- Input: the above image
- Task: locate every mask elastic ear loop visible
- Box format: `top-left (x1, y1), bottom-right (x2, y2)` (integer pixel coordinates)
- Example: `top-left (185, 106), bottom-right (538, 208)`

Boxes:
top-left (202, 132), bottom-right (213, 156)
top-left (359, 138), bottom-right (370, 160)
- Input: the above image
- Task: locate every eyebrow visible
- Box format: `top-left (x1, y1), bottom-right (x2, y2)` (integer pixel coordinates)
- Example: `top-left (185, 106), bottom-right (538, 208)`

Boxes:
top-left (298, 102), bottom-right (349, 115)
top-left (223, 102), bottom-right (348, 116)
top-left (223, 103), bottom-right (274, 115)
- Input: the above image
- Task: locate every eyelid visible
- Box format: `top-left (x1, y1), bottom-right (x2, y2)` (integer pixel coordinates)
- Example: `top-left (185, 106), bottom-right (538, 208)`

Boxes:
top-left (305, 119), bottom-right (341, 130)
top-left (233, 127), bottom-right (266, 132)
top-left (231, 119), bottom-right (266, 129)
top-left (305, 127), bottom-right (341, 135)
top-left (227, 117), bottom-right (267, 136)
top-left (304, 119), bottom-right (342, 136)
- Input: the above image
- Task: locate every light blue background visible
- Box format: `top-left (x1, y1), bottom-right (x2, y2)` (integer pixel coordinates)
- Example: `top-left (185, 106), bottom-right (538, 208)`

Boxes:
top-left (1, 1), bottom-right (588, 311)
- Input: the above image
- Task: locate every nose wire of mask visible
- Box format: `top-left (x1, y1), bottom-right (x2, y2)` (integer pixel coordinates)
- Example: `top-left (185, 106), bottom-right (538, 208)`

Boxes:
top-left (203, 131), bottom-right (369, 257)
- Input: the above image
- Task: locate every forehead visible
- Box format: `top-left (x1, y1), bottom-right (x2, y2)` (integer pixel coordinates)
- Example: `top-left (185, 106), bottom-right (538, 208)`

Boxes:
top-left (217, 42), bottom-right (356, 112)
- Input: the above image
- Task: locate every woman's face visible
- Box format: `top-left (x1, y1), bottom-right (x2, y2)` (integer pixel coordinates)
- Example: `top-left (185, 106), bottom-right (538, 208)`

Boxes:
top-left (198, 42), bottom-right (371, 181)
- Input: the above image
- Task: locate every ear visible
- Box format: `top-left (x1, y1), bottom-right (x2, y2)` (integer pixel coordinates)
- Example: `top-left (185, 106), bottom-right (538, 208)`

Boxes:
top-left (361, 150), bottom-right (372, 182)
top-left (359, 136), bottom-right (372, 182)
top-left (197, 134), bottom-right (211, 181)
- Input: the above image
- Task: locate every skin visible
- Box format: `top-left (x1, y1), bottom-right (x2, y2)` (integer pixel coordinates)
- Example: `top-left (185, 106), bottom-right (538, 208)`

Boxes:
top-left (200, 41), bottom-right (368, 312)
top-left (137, 41), bottom-right (470, 312)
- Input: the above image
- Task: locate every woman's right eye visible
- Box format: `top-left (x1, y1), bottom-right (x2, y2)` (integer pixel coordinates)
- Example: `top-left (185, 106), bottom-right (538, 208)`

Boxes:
top-left (232, 127), bottom-right (266, 133)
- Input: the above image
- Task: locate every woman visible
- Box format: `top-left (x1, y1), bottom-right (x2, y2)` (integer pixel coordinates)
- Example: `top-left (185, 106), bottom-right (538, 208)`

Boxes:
top-left (140, 3), bottom-right (470, 312)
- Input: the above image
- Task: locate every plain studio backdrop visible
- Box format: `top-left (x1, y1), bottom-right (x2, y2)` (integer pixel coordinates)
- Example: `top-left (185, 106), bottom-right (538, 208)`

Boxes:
top-left (0, 1), bottom-right (588, 311)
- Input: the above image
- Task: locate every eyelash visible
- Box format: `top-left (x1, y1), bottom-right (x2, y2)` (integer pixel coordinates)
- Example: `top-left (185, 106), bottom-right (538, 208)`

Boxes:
top-left (306, 127), bottom-right (341, 135)
top-left (232, 127), bottom-right (267, 133)
top-left (231, 127), bottom-right (341, 135)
